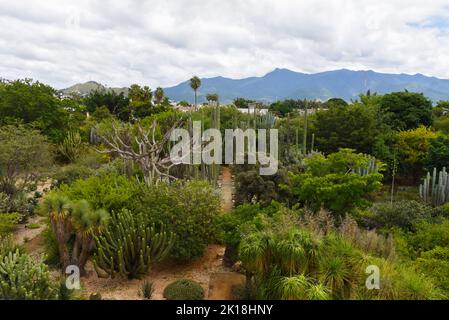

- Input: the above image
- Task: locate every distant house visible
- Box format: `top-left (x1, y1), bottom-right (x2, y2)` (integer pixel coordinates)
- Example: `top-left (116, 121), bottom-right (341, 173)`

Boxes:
top-left (174, 105), bottom-right (195, 112)
top-left (237, 108), bottom-right (269, 115)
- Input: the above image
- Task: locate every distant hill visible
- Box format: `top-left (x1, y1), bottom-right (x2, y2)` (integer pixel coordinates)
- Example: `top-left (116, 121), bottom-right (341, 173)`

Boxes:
top-left (60, 81), bottom-right (128, 97)
top-left (61, 69), bottom-right (449, 103)
top-left (163, 68), bottom-right (449, 104)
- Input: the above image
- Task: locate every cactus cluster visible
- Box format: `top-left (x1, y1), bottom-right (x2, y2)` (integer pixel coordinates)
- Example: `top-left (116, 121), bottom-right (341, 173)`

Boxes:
top-left (419, 167), bottom-right (449, 206)
top-left (353, 155), bottom-right (379, 176)
top-left (0, 250), bottom-right (57, 300)
top-left (93, 209), bottom-right (175, 279)
top-left (253, 110), bottom-right (276, 129)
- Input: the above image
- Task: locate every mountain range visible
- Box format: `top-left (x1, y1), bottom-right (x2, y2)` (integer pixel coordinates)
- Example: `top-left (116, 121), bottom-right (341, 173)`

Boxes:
top-left (62, 68), bottom-right (449, 103)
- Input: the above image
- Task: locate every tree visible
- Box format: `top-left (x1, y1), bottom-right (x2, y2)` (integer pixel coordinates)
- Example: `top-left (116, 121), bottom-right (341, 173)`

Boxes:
top-left (84, 90), bottom-right (130, 121)
top-left (233, 98), bottom-right (255, 109)
top-left (128, 84), bottom-right (154, 119)
top-left (97, 119), bottom-right (183, 185)
top-left (40, 194), bottom-right (72, 269)
top-left (40, 195), bottom-right (109, 274)
top-left (0, 79), bottom-right (69, 142)
top-left (314, 103), bottom-right (382, 154)
top-left (234, 168), bottom-right (293, 207)
top-left (379, 92), bottom-right (433, 131)
top-left (325, 98), bottom-right (348, 108)
top-left (288, 149), bottom-right (384, 216)
top-left (269, 99), bottom-right (303, 117)
top-left (154, 87), bottom-right (165, 105)
top-left (206, 93), bottom-right (219, 105)
top-left (190, 76), bottom-right (201, 110)
top-left (426, 134), bottom-right (449, 171)
top-left (395, 126), bottom-right (437, 182)
top-left (0, 125), bottom-right (52, 196)
top-left (68, 200), bottom-right (109, 273)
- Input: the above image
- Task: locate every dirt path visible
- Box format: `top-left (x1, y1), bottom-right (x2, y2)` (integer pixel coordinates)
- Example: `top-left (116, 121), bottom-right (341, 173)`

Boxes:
top-left (221, 166), bottom-right (234, 213)
top-left (14, 216), bottom-right (45, 246)
top-left (82, 245), bottom-right (226, 300)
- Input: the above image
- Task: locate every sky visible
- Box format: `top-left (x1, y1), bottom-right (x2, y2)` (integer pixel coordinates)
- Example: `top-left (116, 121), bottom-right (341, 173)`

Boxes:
top-left (1, 0), bottom-right (449, 89)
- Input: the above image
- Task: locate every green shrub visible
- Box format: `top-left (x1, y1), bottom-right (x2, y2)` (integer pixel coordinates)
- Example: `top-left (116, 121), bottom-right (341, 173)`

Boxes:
top-left (363, 200), bottom-right (433, 231)
top-left (0, 191), bottom-right (29, 215)
top-left (138, 180), bottom-right (222, 261)
top-left (0, 213), bottom-right (22, 236)
top-left (51, 164), bottom-right (94, 187)
top-left (288, 149), bottom-right (383, 216)
top-left (404, 219), bottom-right (449, 254)
top-left (57, 173), bottom-right (142, 212)
top-left (0, 235), bottom-right (21, 257)
top-left (42, 226), bottom-right (62, 267)
top-left (0, 250), bottom-right (58, 300)
top-left (27, 223), bottom-right (40, 230)
top-left (163, 279), bottom-right (205, 300)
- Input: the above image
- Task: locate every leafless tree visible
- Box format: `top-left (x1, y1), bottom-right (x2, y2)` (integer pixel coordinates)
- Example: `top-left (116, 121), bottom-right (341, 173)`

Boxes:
top-left (96, 120), bottom-right (184, 185)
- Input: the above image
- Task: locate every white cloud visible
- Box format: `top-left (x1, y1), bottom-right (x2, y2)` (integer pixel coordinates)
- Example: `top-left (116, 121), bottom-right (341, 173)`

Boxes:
top-left (1, 0), bottom-right (449, 88)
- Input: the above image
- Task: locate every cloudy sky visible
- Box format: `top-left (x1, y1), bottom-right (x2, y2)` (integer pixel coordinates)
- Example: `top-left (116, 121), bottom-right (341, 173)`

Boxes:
top-left (1, 0), bottom-right (449, 89)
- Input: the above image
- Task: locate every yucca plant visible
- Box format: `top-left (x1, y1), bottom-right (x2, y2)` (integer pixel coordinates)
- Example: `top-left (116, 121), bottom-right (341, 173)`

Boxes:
top-left (68, 200), bottom-right (110, 274)
top-left (41, 194), bottom-right (72, 268)
top-left (41, 195), bottom-right (109, 273)
top-left (58, 131), bottom-right (83, 163)
top-left (139, 280), bottom-right (154, 300)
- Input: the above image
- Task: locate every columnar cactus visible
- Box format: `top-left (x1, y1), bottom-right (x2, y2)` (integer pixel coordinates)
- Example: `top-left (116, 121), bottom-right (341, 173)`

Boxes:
top-left (419, 167), bottom-right (449, 206)
top-left (353, 155), bottom-right (379, 176)
top-left (93, 209), bottom-right (175, 279)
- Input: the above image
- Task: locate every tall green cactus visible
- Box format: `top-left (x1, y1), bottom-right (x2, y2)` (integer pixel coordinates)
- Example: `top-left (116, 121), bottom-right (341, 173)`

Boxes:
top-left (353, 155), bottom-right (379, 176)
top-left (58, 131), bottom-right (83, 162)
top-left (303, 102), bottom-right (308, 155)
top-left (209, 103), bottom-right (221, 186)
top-left (419, 167), bottom-right (449, 206)
top-left (93, 209), bottom-right (175, 279)
top-left (0, 250), bottom-right (58, 300)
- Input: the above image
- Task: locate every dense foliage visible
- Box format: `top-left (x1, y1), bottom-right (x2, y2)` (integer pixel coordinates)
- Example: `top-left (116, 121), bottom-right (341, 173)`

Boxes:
top-left (163, 279), bottom-right (205, 300)
top-left (2, 76), bottom-right (449, 300)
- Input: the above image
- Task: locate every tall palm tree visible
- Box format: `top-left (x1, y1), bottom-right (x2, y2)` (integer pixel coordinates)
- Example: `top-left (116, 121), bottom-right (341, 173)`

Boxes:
top-left (206, 93), bottom-right (219, 106)
top-left (155, 87), bottom-right (165, 105)
top-left (190, 76), bottom-right (201, 110)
